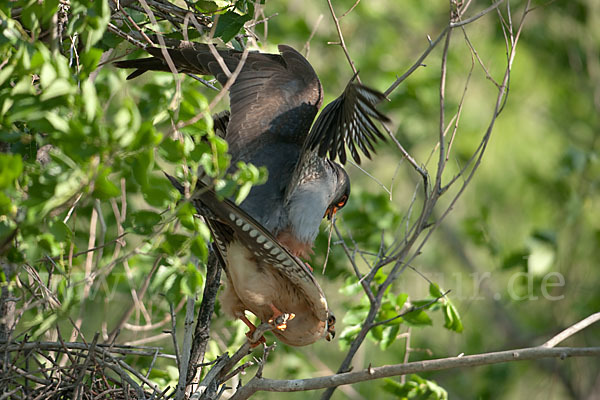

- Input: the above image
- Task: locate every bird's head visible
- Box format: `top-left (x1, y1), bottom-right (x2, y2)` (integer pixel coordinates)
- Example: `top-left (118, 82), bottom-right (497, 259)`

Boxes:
top-left (324, 161), bottom-right (351, 220)
top-left (325, 312), bottom-right (336, 341)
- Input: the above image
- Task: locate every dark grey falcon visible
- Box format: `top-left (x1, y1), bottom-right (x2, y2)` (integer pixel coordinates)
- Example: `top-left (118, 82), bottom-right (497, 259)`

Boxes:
top-left (115, 43), bottom-right (389, 346)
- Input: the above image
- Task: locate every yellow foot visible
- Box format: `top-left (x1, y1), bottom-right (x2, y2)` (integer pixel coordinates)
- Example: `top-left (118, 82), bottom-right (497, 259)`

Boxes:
top-left (240, 314), bottom-right (267, 347)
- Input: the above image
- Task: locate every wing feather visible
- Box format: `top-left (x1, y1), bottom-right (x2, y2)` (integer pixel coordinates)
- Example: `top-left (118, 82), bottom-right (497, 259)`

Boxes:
top-left (165, 173), bottom-right (329, 320)
top-left (305, 81), bottom-right (390, 165)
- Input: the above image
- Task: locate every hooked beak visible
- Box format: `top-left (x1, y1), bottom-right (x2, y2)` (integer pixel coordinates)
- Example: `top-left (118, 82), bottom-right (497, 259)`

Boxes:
top-left (326, 313), bottom-right (336, 341)
top-left (324, 206), bottom-right (338, 220)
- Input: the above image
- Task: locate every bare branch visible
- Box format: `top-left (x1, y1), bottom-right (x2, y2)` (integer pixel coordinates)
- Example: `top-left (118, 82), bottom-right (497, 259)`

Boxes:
top-left (186, 252), bottom-right (222, 386)
top-left (234, 346), bottom-right (600, 398)
top-left (176, 296), bottom-right (197, 400)
top-left (106, 255), bottom-right (162, 343)
top-left (542, 313), bottom-right (600, 348)
top-left (326, 0), bottom-right (360, 81)
top-left (384, 0), bottom-right (505, 98)
top-left (371, 290), bottom-right (450, 328)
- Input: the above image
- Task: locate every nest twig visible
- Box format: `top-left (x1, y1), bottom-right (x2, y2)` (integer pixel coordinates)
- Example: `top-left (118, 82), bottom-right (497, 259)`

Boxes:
top-left (0, 334), bottom-right (174, 400)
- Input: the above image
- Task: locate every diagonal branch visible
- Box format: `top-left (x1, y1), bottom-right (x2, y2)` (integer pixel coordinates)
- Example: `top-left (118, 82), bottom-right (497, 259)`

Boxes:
top-left (232, 346), bottom-right (600, 399)
top-left (542, 313), bottom-right (600, 348)
top-left (326, 0), bottom-right (360, 82)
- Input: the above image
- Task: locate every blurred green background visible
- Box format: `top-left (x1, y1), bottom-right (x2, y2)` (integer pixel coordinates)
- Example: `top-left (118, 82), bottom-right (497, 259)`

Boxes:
top-left (255, 0), bottom-right (600, 398)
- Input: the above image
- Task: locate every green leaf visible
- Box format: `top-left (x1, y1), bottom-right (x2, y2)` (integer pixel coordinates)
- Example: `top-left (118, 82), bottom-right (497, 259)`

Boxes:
top-left (527, 236), bottom-right (555, 277)
top-left (396, 293), bottom-right (409, 308)
top-left (37, 169), bottom-right (85, 218)
top-left (429, 282), bottom-right (443, 298)
top-left (339, 278), bottom-right (363, 296)
top-left (0, 192), bottom-right (13, 216)
top-left (0, 65), bottom-right (15, 87)
top-left (342, 304), bottom-right (369, 325)
top-left (501, 249), bottom-right (528, 270)
top-left (80, 0), bottom-right (110, 50)
top-left (44, 112), bottom-right (70, 132)
top-left (177, 202), bottom-right (199, 231)
top-left (338, 325), bottom-right (362, 350)
top-left (443, 303), bottom-right (463, 333)
top-left (376, 308), bottom-right (403, 326)
top-left (40, 63), bottom-right (57, 88)
top-left (142, 175), bottom-right (175, 207)
top-left (382, 375), bottom-right (448, 400)
top-left (80, 47), bottom-right (103, 77)
top-left (159, 138), bottom-right (185, 162)
top-left (132, 150), bottom-right (154, 187)
top-left (92, 168), bottom-right (120, 200)
top-left (234, 181), bottom-right (252, 204)
top-left (195, 0), bottom-right (219, 12)
top-left (11, 76), bottom-right (35, 96)
top-left (190, 235), bottom-right (208, 262)
top-left (213, 11), bottom-right (252, 42)
top-left (128, 210), bottom-right (162, 235)
top-left (180, 262), bottom-right (204, 295)
top-left (380, 325), bottom-right (400, 350)
top-left (402, 308), bottom-right (432, 327)
top-left (21, 4), bottom-right (41, 34)
top-left (0, 153), bottom-right (23, 189)
top-left (161, 233), bottom-right (188, 255)
top-left (49, 221), bottom-right (73, 243)
top-left (0, 219), bottom-right (17, 245)
top-left (81, 80), bottom-right (98, 121)
top-left (40, 78), bottom-right (74, 101)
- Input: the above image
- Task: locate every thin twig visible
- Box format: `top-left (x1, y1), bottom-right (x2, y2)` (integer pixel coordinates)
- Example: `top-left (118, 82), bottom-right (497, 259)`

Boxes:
top-left (371, 290), bottom-right (450, 328)
top-left (326, 0), bottom-right (360, 82)
top-left (542, 313), bottom-right (600, 348)
top-left (341, 0), bottom-right (361, 18)
top-left (302, 14), bottom-right (323, 58)
top-left (106, 255), bottom-right (162, 343)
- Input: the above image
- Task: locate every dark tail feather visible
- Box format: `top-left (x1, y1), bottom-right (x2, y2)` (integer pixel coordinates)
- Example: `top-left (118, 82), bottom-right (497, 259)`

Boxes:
top-left (114, 57), bottom-right (174, 79)
top-left (113, 42), bottom-right (248, 86)
top-left (212, 110), bottom-right (230, 138)
top-left (164, 172), bottom-right (186, 194)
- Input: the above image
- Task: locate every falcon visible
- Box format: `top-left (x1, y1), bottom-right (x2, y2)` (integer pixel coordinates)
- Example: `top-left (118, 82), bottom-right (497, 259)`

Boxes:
top-left (167, 173), bottom-right (336, 346)
top-left (116, 43), bottom-right (389, 346)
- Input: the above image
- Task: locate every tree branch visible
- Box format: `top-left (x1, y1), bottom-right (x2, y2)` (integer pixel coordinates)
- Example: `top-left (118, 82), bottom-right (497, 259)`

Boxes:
top-left (232, 346), bottom-right (600, 398)
top-left (542, 313), bottom-right (600, 348)
top-left (186, 251), bottom-right (222, 386)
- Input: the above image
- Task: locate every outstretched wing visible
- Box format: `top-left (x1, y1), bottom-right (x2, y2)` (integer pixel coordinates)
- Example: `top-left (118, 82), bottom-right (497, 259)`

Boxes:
top-left (165, 173), bottom-right (330, 321)
top-left (115, 43), bottom-right (323, 159)
top-left (284, 80), bottom-right (389, 205)
top-left (304, 79), bottom-right (391, 165)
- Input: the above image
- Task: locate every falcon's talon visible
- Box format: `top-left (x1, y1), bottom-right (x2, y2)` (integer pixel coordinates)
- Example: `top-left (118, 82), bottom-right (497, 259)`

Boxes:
top-left (245, 331), bottom-right (267, 348)
top-left (240, 314), bottom-right (267, 346)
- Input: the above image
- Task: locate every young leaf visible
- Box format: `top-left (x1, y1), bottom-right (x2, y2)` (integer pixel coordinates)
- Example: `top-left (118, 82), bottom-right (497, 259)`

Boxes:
top-left (213, 11), bottom-right (252, 42)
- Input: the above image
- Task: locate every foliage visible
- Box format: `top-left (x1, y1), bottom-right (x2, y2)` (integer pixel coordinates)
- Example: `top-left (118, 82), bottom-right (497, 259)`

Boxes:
top-left (382, 375), bottom-right (447, 400)
top-left (0, 0), bottom-right (264, 393)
